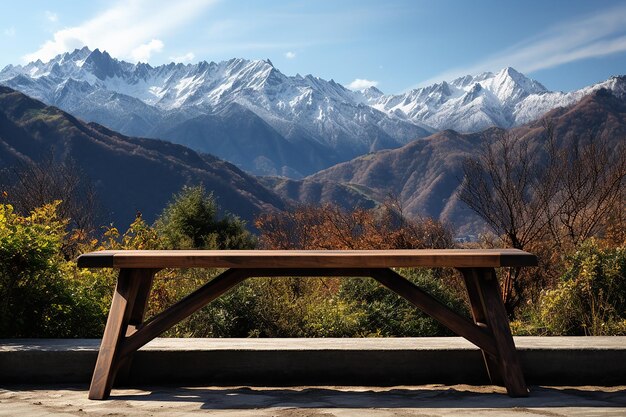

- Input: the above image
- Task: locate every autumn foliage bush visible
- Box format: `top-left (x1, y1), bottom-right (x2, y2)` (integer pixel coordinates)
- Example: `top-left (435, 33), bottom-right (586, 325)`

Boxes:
top-left (461, 127), bottom-right (625, 332)
top-left (253, 202), bottom-right (467, 337)
top-left (2, 176), bottom-right (624, 338)
top-left (255, 201), bottom-right (453, 250)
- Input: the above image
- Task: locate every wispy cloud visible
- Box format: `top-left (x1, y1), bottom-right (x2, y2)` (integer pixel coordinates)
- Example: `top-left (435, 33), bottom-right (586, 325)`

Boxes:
top-left (23, 0), bottom-right (218, 63)
top-left (44, 11), bottom-right (58, 23)
top-left (3, 27), bottom-right (15, 37)
top-left (170, 52), bottom-right (196, 63)
top-left (347, 78), bottom-right (379, 90)
top-left (196, 41), bottom-right (318, 56)
top-left (195, 10), bottom-right (353, 57)
top-left (131, 39), bottom-right (164, 62)
top-left (418, 4), bottom-right (626, 87)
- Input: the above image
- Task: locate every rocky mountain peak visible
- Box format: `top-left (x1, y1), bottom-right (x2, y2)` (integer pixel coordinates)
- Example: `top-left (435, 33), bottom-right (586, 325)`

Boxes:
top-left (360, 86), bottom-right (384, 101)
top-left (491, 66), bottom-right (547, 101)
top-left (67, 46), bottom-right (92, 61)
top-left (82, 48), bottom-right (121, 80)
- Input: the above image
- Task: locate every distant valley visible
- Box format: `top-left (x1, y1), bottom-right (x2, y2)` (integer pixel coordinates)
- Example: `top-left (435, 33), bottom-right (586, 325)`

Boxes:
top-left (291, 89), bottom-right (626, 234)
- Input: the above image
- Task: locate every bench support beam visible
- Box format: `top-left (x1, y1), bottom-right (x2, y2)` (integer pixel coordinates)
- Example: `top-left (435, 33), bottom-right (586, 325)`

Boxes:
top-left (88, 266), bottom-right (527, 400)
top-left (120, 268), bottom-right (249, 359)
top-left (459, 268), bottom-right (528, 397)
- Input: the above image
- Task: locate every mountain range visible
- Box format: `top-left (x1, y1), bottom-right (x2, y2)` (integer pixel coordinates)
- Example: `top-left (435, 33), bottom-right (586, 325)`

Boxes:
top-left (3, 48), bottom-right (624, 178)
top-left (1, 50), bottom-right (624, 236)
top-left (365, 68), bottom-right (625, 132)
top-left (0, 86), bottom-right (286, 227)
top-left (273, 88), bottom-right (626, 234)
top-left (0, 48), bottom-right (427, 177)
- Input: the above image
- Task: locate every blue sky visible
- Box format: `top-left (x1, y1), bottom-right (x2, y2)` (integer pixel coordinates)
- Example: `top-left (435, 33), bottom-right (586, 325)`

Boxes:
top-left (2, 0), bottom-right (626, 94)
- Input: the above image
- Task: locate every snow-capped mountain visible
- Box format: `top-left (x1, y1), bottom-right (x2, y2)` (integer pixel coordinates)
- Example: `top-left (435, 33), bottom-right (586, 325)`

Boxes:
top-left (1, 48), bottom-right (624, 177)
top-left (0, 47), bottom-right (429, 177)
top-left (364, 67), bottom-right (626, 132)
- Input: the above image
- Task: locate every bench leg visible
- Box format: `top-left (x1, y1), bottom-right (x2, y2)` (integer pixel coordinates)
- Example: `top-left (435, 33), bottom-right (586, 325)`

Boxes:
top-left (89, 268), bottom-right (148, 400)
top-left (115, 269), bottom-right (157, 385)
top-left (461, 268), bottom-right (528, 397)
top-left (460, 268), bottom-right (503, 385)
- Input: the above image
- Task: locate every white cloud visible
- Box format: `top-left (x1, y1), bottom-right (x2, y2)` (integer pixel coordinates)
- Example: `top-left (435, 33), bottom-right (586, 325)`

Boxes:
top-left (284, 51), bottom-right (296, 59)
top-left (23, 0), bottom-right (218, 63)
top-left (418, 4), bottom-right (626, 87)
top-left (170, 52), bottom-right (196, 63)
top-left (45, 11), bottom-right (58, 23)
top-left (347, 78), bottom-right (379, 90)
top-left (131, 39), bottom-right (164, 62)
top-left (4, 27), bottom-right (15, 37)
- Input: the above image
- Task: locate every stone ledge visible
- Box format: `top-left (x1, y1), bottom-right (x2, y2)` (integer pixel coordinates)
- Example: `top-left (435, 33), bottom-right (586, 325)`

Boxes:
top-left (1, 337), bottom-right (624, 385)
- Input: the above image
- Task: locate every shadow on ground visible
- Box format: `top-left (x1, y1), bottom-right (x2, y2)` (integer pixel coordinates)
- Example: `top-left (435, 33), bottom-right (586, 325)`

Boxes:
top-left (106, 385), bottom-right (626, 409)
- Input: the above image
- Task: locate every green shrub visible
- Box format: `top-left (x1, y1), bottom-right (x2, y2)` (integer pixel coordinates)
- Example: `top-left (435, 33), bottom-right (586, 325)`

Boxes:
top-left (538, 240), bottom-right (626, 335)
top-left (146, 186), bottom-right (257, 336)
top-left (0, 202), bottom-right (109, 337)
top-left (153, 268), bottom-right (256, 337)
top-left (154, 185), bottom-right (256, 250)
top-left (338, 268), bottom-right (468, 337)
top-left (243, 277), bottom-right (364, 337)
top-left (168, 269), bottom-right (467, 338)
top-left (164, 276), bottom-right (364, 338)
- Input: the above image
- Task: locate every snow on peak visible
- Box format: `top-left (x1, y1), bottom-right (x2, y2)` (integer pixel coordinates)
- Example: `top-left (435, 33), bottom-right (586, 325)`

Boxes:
top-left (1, 52), bottom-right (623, 140)
top-left (451, 71), bottom-right (493, 88)
top-left (359, 86), bottom-right (384, 100)
top-left (365, 67), bottom-right (575, 132)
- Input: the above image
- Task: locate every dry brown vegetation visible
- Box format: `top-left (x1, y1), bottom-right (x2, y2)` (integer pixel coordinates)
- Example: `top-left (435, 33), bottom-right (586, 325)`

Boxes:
top-left (253, 200), bottom-right (471, 337)
top-left (1, 155), bottom-right (99, 234)
top-left (255, 199), bottom-right (453, 250)
top-left (460, 126), bottom-right (626, 316)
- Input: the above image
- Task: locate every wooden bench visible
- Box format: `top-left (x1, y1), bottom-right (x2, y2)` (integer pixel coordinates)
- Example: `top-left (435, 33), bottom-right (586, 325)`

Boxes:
top-left (77, 249), bottom-right (537, 400)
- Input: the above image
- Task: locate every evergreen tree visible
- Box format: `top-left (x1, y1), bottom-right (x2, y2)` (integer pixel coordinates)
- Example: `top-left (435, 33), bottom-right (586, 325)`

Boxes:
top-left (154, 185), bottom-right (256, 249)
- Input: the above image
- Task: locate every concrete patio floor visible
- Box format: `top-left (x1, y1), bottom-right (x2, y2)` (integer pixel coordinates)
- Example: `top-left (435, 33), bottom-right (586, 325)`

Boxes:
top-left (1, 384), bottom-right (625, 416)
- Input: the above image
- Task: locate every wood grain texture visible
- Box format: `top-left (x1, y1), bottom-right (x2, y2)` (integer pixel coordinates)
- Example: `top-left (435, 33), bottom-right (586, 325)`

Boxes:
top-left (88, 269), bottom-right (144, 400)
top-left (116, 269), bottom-right (158, 385)
top-left (458, 268), bottom-right (503, 386)
top-left (234, 268), bottom-right (373, 277)
top-left (77, 249), bottom-right (537, 269)
top-left (468, 268), bottom-right (528, 397)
